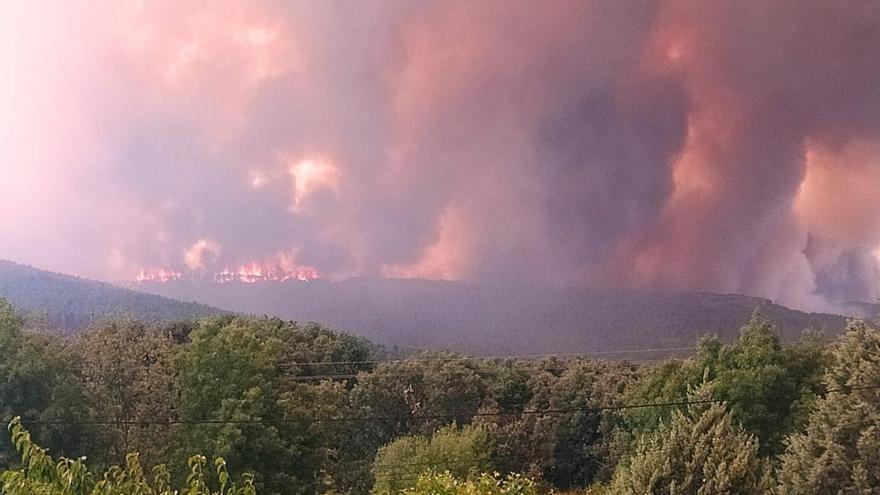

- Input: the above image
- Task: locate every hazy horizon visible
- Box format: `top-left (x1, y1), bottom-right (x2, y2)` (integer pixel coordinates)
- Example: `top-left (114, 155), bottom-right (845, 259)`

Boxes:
top-left (3, 1), bottom-right (880, 313)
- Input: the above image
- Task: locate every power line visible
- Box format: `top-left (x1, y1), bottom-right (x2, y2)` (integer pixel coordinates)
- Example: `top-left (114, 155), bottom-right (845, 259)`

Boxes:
top-left (9, 404), bottom-right (674, 426)
top-left (370, 445), bottom-right (677, 483)
top-left (278, 364), bottom-right (645, 382)
top-left (111, 355), bottom-right (656, 382)
top-left (266, 339), bottom-right (816, 368)
top-left (256, 441), bottom-right (673, 486)
top-left (8, 381), bottom-right (868, 490)
top-left (294, 433), bottom-right (643, 474)
top-left (282, 345), bottom-right (705, 367)
top-left (13, 383), bottom-right (879, 427)
top-left (96, 339), bottom-right (812, 375)
top-left (94, 345), bottom-right (692, 372)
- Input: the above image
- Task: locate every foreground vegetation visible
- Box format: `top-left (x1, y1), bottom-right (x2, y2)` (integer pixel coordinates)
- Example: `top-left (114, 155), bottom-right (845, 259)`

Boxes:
top-left (0, 297), bottom-right (878, 494)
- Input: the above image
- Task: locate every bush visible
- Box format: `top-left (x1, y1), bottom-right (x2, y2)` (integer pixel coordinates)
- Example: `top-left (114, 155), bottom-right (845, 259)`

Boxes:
top-left (0, 418), bottom-right (256, 495)
top-left (776, 321), bottom-right (880, 493)
top-left (609, 394), bottom-right (770, 494)
top-left (402, 471), bottom-right (538, 495)
top-left (372, 424), bottom-right (492, 494)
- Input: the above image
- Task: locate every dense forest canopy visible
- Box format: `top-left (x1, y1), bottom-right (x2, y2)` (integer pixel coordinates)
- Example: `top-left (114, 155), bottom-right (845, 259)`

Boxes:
top-left (0, 297), bottom-right (879, 494)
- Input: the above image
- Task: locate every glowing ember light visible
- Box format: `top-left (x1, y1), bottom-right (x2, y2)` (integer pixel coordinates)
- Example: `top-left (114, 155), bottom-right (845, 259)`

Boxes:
top-left (136, 268), bottom-right (183, 282)
top-left (184, 239), bottom-right (221, 270)
top-left (288, 156), bottom-right (340, 212)
top-left (249, 170), bottom-right (270, 189)
top-left (381, 206), bottom-right (465, 281)
top-left (163, 41), bottom-right (200, 87)
top-left (214, 268), bottom-right (237, 283)
top-left (665, 43), bottom-right (684, 62)
top-left (235, 26), bottom-right (277, 47)
top-left (236, 261), bottom-right (264, 283)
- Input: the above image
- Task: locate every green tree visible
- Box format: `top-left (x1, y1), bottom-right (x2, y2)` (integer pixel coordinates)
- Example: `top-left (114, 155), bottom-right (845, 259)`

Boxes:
top-left (776, 321), bottom-right (880, 493)
top-left (615, 359), bottom-right (699, 445)
top-left (708, 315), bottom-right (825, 455)
top-left (609, 396), bottom-right (771, 494)
top-left (1, 418), bottom-right (255, 495)
top-left (617, 313), bottom-right (826, 456)
top-left (175, 316), bottom-right (360, 495)
top-left (346, 353), bottom-right (490, 491)
top-left (0, 299), bottom-right (92, 467)
top-left (353, 353), bottom-right (489, 439)
top-left (486, 360), bottom-right (532, 414)
top-left (279, 321), bottom-right (377, 378)
top-left (73, 319), bottom-right (179, 468)
top-left (486, 359), bottom-right (635, 489)
top-left (372, 424), bottom-right (493, 494)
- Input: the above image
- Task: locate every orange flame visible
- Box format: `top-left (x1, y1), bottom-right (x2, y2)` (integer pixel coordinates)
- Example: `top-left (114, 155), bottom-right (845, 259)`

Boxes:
top-left (134, 254), bottom-right (319, 283)
top-left (223, 258), bottom-right (319, 283)
top-left (136, 267), bottom-right (183, 282)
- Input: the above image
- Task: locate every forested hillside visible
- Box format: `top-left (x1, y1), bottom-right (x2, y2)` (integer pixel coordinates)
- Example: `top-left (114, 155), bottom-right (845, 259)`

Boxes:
top-left (0, 258), bottom-right (852, 352)
top-left (1, 297), bottom-right (878, 494)
top-left (0, 260), bottom-right (225, 331)
top-left (136, 278), bottom-right (850, 355)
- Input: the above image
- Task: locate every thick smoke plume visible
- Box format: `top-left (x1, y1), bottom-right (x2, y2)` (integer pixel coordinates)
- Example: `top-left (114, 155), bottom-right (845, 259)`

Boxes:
top-left (2, 0), bottom-right (879, 311)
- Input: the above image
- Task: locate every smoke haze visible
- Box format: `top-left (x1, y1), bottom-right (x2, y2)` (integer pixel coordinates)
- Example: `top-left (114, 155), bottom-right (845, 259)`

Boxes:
top-left (2, 0), bottom-right (880, 311)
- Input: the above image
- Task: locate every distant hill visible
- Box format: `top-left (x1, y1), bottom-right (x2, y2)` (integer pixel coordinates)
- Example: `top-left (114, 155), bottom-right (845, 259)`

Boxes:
top-left (0, 260), bottom-right (225, 331)
top-left (0, 259), bottom-right (859, 353)
top-left (839, 300), bottom-right (880, 320)
top-left (132, 278), bottom-right (854, 355)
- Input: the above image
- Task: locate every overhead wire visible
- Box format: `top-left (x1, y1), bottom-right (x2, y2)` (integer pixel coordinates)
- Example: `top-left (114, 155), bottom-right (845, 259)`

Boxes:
top-left (11, 383), bottom-right (878, 427)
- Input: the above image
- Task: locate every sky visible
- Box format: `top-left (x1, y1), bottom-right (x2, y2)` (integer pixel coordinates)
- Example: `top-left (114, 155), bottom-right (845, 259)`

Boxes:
top-left (1, 0), bottom-right (880, 311)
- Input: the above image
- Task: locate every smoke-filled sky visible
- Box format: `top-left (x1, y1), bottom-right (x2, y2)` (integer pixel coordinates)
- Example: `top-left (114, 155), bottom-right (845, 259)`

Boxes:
top-left (2, 0), bottom-right (880, 311)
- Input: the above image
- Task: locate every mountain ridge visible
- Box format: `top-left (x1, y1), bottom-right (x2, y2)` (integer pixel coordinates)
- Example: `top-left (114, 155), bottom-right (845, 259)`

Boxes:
top-left (0, 259), bottom-right (226, 331)
top-left (130, 277), bottom-right (856, 355)
top-left (0, 259), bottom-right (863, 353)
